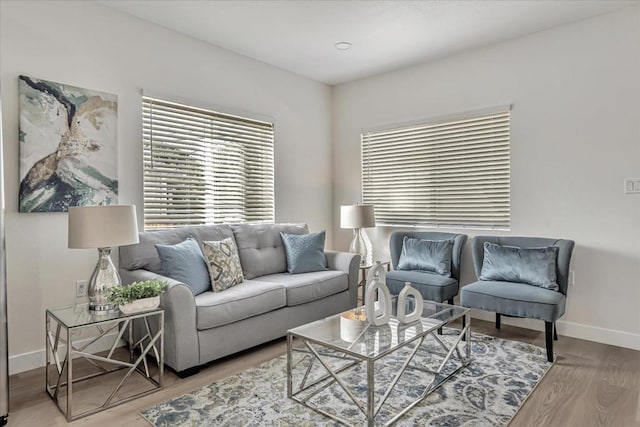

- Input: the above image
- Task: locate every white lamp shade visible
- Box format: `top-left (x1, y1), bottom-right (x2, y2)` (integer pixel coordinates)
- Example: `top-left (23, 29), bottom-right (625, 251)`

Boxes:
top-left (68, 205), bottom-right (140, 249)
top-left (340, 204), bottom-right (376, 229)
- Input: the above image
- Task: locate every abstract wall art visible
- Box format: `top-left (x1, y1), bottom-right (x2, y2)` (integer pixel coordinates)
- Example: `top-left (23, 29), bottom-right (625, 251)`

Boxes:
top-left (18, 75), bottom-right (118, 213)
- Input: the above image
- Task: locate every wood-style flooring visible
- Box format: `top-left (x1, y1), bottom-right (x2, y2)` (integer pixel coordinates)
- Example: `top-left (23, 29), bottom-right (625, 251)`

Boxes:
top-left (6, 318), bottom-right (640, 426)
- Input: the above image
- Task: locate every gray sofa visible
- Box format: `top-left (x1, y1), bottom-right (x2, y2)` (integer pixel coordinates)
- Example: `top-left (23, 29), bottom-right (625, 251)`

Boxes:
top-left (119, 223), bottom-right (359, 375)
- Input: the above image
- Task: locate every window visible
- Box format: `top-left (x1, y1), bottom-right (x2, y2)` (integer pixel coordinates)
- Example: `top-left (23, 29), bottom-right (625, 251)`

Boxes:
top-left (142, 96), bottom-right (274, 229)
top-left (362, 108), bottom-right (510, 229)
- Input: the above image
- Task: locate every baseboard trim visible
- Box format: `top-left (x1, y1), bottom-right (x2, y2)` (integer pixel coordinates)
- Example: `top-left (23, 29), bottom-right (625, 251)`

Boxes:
top-left (9, 333), bottom-right (124, 375)
top-left (556, 320), bottom-right (640, 351)
top-left (469, 309), bottom-right (640, 351)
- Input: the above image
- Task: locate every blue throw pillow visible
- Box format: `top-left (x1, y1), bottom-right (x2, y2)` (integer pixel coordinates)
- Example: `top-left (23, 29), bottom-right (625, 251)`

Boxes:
top-left (155, 237), bottom-right (211, 295)
top-left (280, 231), bottom-right (327, 274)
top-left (479, 242), bottom-right (559, 291)
top-left (397, 236), bottom-right (454, 277)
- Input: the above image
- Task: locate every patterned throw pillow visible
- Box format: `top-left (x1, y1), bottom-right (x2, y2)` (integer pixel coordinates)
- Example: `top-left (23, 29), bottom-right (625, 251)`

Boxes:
top-left (202, 237), bottom-right (244, 292)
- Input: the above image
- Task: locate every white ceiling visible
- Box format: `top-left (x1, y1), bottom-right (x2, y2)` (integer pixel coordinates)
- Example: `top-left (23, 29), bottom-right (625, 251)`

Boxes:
top-left (102, 0), bottom-right (636, 85)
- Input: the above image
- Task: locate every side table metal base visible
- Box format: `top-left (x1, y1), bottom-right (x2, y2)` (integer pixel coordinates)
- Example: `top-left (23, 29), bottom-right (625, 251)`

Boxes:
top-left (45, 307), bottom-right (164, 422)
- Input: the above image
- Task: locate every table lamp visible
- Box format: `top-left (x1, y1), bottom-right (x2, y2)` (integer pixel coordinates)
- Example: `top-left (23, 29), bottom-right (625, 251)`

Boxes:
top-left (68, 205), bottom-right (139, 313)
top-left (340, 204), bottom-right (375, 267)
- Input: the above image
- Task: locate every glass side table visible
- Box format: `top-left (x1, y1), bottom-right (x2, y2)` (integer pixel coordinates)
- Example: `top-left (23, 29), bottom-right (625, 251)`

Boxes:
top-left (45, 304), bottom-right (164, 421)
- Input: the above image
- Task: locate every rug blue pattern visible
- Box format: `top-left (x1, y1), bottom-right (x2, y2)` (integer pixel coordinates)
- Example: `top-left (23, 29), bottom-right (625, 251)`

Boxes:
top-left (141, 330), bottom-right (552, 426)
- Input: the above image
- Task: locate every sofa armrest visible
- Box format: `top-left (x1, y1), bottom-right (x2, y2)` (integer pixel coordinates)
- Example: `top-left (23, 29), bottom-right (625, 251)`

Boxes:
top-left (119, 269), bottom-right (199, 372)
top-left (325, 251), bottom-right (360, 307)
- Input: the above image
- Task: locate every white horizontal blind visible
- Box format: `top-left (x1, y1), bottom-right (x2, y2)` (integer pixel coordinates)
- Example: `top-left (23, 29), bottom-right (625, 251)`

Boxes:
top-left (362, 110), bottom-right (510, 229)
top-left (143, 96), bottom-right (274, 229)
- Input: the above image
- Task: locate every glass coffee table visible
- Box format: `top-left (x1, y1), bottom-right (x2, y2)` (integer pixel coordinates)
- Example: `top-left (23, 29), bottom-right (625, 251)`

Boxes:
top-left (287, 300), bottom-right (470, 426)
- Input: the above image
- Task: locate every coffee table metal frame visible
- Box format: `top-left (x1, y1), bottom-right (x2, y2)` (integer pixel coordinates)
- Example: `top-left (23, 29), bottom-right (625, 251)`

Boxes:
top-left (287, 303), bottom-right (471, 427)
top-left (45, 304), bottom-right (164, 421)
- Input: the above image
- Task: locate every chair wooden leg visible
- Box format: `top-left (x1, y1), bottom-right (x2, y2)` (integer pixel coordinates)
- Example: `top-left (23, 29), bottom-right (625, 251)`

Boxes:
top-left (545, 321), bottom-right (554, 362)
top-left (495, 313), bottom-right (501, 329)
top-left (553, 322), bottom-right (558, 341)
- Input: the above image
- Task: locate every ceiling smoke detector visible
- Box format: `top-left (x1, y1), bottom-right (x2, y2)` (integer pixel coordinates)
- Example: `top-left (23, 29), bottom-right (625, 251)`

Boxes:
top-left (334, 41), bottom-right (352, 51)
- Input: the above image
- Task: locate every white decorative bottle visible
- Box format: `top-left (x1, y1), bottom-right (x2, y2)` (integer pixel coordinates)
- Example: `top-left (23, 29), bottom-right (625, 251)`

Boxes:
top-left (365, 270), bottom-right (392, 326)
top-left (397, 282), bottom-right (423, 324)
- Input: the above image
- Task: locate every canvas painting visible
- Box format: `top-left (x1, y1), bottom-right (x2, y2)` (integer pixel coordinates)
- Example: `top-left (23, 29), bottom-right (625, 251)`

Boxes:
top-left (19, 75), bottom-right (118, 212)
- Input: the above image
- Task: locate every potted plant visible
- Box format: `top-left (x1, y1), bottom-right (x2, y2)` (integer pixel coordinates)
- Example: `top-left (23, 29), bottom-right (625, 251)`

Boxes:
top-left (106, 280), bottom-right (168, 314)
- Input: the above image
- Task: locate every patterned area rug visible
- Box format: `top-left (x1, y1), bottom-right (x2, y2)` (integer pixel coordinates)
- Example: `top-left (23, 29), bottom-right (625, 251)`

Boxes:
top-left (141, 330), bottom-right (552, 426)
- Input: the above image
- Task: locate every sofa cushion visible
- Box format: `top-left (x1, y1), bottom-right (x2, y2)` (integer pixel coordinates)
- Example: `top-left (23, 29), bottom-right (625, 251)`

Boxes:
top-left (387, 269), bottom-right (458, 303)
top-left (397, 236), bottom-right (454, 277)
top-left (281, 231), bottom-right (327, 274)
top-left (155, 237), bottom-right (211, 296)
top-left (460, 280), bottom-right (566, 322)
top-left (194, 280), bottom-right (286, 330)
top-left (232, 223), bottom-right (308, 279)
top-left (202, 237), bottom-right (244, 292)
top-left (119, 225), bottom-right (234, 273)
top-left (258, 270), bottom-right (348, 306)
top-left (479, 242), bottom-right (560, 291)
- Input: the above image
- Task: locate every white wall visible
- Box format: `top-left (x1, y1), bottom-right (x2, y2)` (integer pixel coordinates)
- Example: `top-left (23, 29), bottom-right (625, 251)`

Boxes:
top-left (332, 6), bottom-right (640, 349)
top-left (0, 1), bottom-right (333, 372)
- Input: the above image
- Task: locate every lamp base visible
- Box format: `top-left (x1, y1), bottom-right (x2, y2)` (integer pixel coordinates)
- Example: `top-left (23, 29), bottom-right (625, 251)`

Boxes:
top-left (349, 228), bottom-right (373, 267)
top-left (88, 247), bottom-right (121, 314)
top-left (89, 303), bottom-right (117, 313)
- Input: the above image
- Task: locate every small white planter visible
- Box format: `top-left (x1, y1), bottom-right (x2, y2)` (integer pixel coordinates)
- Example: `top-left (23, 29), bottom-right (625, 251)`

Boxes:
top-left (340, 309), bottom-right (366, 342)
top-left (118, 296), bottom-right (160, 315)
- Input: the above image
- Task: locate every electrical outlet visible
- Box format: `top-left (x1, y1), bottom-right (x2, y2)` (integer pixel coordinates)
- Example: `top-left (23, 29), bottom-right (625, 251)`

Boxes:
top-left (76, 280), bottom-right (88, 298)
top-left (624, 178), bottom-right (640, 194)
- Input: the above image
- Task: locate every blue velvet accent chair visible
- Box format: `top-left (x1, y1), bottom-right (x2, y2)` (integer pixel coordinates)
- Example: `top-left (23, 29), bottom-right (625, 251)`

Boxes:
top-left (460, 236), bottom-right (575, 362)
top-left (387, 232), bottom-right (467, 304)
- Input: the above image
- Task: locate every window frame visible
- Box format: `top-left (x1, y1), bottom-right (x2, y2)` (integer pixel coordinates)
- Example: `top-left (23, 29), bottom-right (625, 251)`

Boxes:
top-left (360, 104), bottom-right (512, 230)
top-left (142, 95), bottom-right (275, 230)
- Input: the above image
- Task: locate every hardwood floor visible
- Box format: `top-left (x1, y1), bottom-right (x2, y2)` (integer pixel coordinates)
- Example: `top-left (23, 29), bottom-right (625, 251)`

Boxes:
top-left (6, 319), bottom-right (640, 426)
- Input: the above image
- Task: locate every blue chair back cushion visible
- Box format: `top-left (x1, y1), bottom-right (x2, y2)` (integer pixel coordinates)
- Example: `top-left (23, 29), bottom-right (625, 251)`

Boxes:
top-left (479, 242), bottom-right (559, 291)
top-left (471, 236), bottom-right (575, 295)
top-left (397, 236), bottom-right (453, 277)
top-left (389, 232), bottom-right (467, 281)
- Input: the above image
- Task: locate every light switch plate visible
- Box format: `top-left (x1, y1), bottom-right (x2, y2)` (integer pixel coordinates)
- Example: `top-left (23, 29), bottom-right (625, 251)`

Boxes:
top-left (624, 178), bottom-right (640, 194)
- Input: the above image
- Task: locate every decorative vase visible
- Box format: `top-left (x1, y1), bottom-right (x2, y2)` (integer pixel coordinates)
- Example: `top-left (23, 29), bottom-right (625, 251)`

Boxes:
top-left (366, 261), bottom-right (387, 287)
top-left (365, 279), bottom-right (392, 326)
top-left (397, 282), bottom-right (423, 324)
top-left (118, 296), bottom-right (160, 315)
